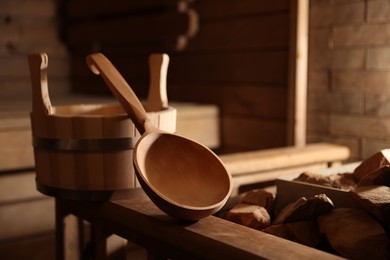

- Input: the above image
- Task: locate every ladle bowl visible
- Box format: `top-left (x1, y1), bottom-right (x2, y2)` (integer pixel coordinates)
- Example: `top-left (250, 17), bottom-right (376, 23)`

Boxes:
top-left (86, 53), bottom-right (232, 220)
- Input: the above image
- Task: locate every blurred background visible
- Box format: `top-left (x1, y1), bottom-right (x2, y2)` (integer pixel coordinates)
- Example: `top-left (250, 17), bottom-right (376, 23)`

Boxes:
top-left (1, 0), bottom-right (390, 258)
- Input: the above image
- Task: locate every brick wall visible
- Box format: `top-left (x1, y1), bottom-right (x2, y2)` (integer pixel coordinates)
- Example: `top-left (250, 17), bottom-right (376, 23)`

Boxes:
top-left (307, 0), bottom-right (390, 161)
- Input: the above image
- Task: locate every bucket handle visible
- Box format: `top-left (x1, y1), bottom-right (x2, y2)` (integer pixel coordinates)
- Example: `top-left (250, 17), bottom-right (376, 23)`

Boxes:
top-left (28, 53), bottom-right (52, 115)
top-left (147, 53), bottom-right (169, 112)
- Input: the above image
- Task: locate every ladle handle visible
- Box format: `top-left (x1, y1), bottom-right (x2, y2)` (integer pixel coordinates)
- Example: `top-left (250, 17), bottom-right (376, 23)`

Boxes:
top-left (147, 53), bottom-right (169, 112)
top-left (86, 53), bottom-right (149, 134)
top-left (28, 53), bottom-right (52, 115)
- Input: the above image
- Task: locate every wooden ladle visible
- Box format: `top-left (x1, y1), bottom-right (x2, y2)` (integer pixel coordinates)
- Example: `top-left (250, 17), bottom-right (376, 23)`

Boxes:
top-left (86, 53), bottom-right (232, 221)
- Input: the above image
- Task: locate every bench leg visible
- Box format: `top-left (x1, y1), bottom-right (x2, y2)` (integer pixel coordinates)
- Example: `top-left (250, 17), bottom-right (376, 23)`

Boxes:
top-left (55, 199), bottom-right (65, 260)
top-left (55, 199), bottom-right (83, 260)
top-left (90, 224), bottom-right (108, 260)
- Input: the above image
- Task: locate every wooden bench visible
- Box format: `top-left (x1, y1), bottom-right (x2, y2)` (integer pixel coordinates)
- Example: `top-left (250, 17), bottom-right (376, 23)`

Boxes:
top-left (220, 143), bottom-right (350, 195)
top-left (56, 188), bottom-right (344, 260)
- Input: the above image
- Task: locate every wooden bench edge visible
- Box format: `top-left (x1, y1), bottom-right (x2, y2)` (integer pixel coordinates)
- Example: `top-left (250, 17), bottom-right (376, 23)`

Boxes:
top-left (220, 143), bottom-right (350, 176)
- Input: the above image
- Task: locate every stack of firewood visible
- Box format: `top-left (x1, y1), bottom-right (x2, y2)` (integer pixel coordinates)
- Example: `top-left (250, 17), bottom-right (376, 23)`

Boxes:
top-left (219, 149), bottom-right (390, 259)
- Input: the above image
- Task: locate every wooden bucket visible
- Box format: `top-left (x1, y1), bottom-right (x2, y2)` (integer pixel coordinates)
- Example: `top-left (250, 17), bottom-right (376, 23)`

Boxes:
top-left (29, 53), bottom-right (176, 201)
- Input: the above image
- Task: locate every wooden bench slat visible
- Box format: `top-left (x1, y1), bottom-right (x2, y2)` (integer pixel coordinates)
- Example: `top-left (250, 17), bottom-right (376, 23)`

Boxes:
top-left (0, 130), bottom-right (34, 171)
top-left (0, 198), bottom-right (54, 241)
top-left (220, 142), bottom-right (350, 175)
top-left (0, 171), bottom-right (44, 203)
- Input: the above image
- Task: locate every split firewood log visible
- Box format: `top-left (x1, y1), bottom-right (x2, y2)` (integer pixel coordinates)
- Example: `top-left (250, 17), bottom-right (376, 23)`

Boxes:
top-left (263, 221), bottom-right (324, 249)
top-left (317, 208), bottom-right (390, 260)
top-left (294, 171), bottom-right (357, 190)
top-left (353, 149), bottom-right (390, 181)
top-left (273, 194), bottom-right (334, 225)
top-left (358, 165), bottom-right (390, 186)
top-left (224, 203), bottom-right (271, 230)
top-left (240, 189), bottom-right (275, 216)
top-left (350, 185), bottom-right (390, 230)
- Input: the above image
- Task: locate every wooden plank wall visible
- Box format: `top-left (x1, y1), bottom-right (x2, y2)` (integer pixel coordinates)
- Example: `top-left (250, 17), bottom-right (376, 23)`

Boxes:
top-left (0, 171), bottom-right (55, 260)
top-left (0, 0), bottom-right (71, 104)
top-left (61, 0), bottom-right (292, 153)
top-left (0, 1), bottom-right (65, 259)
